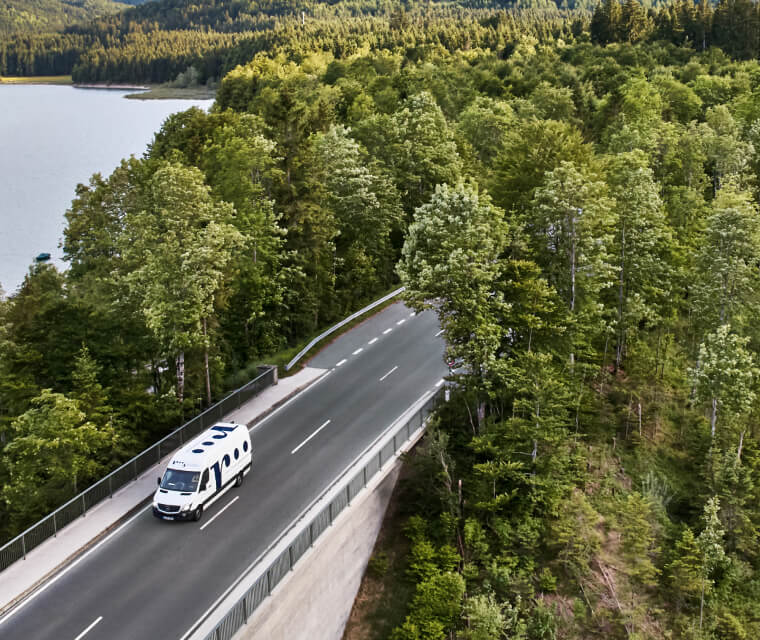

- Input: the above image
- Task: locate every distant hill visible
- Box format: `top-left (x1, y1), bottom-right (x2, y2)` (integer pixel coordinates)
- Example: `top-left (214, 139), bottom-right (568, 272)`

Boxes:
top-left (0, 0), bottom-right (147, 36)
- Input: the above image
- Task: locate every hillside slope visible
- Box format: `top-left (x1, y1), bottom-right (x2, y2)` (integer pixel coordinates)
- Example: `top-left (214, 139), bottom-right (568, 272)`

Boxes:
top-left (0, 0), bottom-right (145, 36)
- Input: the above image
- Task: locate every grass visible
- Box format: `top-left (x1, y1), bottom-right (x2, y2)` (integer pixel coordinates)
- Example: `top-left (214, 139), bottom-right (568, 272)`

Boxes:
top-left (0, 76), bottom-right (72, 85)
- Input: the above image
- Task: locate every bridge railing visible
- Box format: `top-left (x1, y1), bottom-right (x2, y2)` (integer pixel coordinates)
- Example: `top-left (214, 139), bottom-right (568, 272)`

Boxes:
top-left (0, 366), bottom-right (277, 573)
top-left (285, 287), bottom-right (405, 370)
top-left (198, 386), bottom-right (445, 640)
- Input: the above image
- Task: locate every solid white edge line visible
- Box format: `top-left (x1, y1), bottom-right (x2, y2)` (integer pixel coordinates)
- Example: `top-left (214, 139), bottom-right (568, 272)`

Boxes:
top-left (200, 496), bottom-right (239, 531)
top-left (179, 386), bottom-right (438, 640)
top-left (0, 503), bottom-right (151, 627)
top-left (249, 369), bottom-right (332, 432)
top-left (291, 420), bottom-right (331, 455)
top-left (336, 359), bottom-right (347, 367)
top-left (352, 348), bottom-right (363, 356)
top-left (368, 338), bottom-right (378, 345)
top-left (435, 379), bottom-right (445, 387)
top-left (74, 615), bottom-right (103, 640)
top-left (435, 329), bottom-right (444, 337)
top-left (379, 366), bottom-right (398, 382)
top-left (383, 328), bottom-right (392, 335)
top-left (396, 319), bottom-right (406, 325)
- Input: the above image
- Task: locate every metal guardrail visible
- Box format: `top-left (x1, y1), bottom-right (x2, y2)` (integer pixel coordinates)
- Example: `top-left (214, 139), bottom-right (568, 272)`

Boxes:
top-left (0, 366), bottom-right (278, 573)
top-left (285, 287), bottom-right (405, 371)
top-left (198, 386), bottom-right (444, 640)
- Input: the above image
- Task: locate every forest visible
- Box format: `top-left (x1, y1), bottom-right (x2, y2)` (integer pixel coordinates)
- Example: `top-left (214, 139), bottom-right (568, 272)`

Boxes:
top-left (4, 0), bottom-right (760, 638)
top-left (5, 0), bottom-right (760, 83)
top-left (0, 0), bottom-right (146, 37)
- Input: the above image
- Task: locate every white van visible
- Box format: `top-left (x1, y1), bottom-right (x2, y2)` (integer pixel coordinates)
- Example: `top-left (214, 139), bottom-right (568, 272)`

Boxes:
top-left (152, 422), bottom-right (252, 522)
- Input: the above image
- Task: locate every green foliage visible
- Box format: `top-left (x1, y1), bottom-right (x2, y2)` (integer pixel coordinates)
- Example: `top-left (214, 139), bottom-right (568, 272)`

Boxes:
top-left (392, 572), bottom-right (466, 640)
top-left (462, 593), bottom-right (516, 640)
top-left (2, 389), bottom-right (118, 529)
top-left (549, 490), bottom-right (601, 578)
top-left (13, 9), bottom-right (760, 638)
top-left (617, 492), bottom-right (660, 587)
top-left (399, 182), bottom-right (508, 375)
top-left (0, 0), bottom-right (129, 37)
top-left (367, 551), bottom-right (389, 578)
top-left (690, 325), bottom-right (757, 441)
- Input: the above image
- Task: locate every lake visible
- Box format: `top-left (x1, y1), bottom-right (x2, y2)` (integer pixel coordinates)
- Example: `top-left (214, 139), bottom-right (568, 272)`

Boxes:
top-left (0, 85), bottom-right (213, 297)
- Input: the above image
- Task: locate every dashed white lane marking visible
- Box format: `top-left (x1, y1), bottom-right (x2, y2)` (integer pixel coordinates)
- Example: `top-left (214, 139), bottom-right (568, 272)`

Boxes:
top-left (292, 420), bottom-right (331, 454)
top-left (435, 329), bottom-right (444, 337)
top-left (383, 328), bottom-right (392, 335)
top-left (352, 348), bottom-right (363, 355)
top-left (199, 496), bottom-right (239, 531)
top-left (435, 379), bottom-right (445, 387)
top-left (368, 337), bottom-right (378, 345)
top-left (409, 312), bottom-right (415, 317)
top-left (396, 319), bottom-right (406, 325)
top-left (379, 366), bottom-right (399, 382)
top-left (336, 359), bottom-right (347, 367)
top-left (74, 616), bottom-right (103, 640)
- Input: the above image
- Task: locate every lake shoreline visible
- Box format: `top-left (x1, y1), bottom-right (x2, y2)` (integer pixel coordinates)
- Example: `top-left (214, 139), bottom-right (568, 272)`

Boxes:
top-left (75, 82), bottom-right (150, 90)
top-left (0, 77), bottom-right (214, 100)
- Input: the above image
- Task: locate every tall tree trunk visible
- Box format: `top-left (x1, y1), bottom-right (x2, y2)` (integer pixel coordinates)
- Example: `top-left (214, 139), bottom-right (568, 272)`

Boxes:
top-left (711, 396), bottom-right (718, 438)
top-left (699, 575), bottom-right (706, 629)
top-left (616, 221), bottom-right (625, 371)
top-left (176, 350), bottom-right (185, 403)
top-left (569, 208), bottom-right (579, 369)
top-left (601, 333), bottom-right (610, 395)
top-left (738, 429), bottom-right (746, 461)
top-left (203, 317), bottom-right (212, 406)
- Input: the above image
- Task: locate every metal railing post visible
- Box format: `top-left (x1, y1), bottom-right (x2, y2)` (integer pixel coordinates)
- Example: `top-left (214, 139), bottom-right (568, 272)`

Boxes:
top-left (266, 569), bottom-right (272, 595)
top-left (109, 476), bottom-right (113, 499)
top-left (289, 546), bottom-right (294, 570)
top-left (82, 494), bottom-right (86, 517)
top-left (53, 512), bottom-right (57, 537)
top-left (22, 535), bottom-right (26, 560)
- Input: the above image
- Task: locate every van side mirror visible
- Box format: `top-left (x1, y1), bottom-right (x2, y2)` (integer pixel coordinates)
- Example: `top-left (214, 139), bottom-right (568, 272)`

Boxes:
top-left (200, 482), bottom-right (207, 492)
top-left (157, 477), bottom-right (161, 486)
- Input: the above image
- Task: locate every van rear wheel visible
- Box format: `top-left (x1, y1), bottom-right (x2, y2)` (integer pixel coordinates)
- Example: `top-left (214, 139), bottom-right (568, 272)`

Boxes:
top-left (192, 505), bottom-right (203, 522)
top-left (235, 472), bottom-right (243, 488)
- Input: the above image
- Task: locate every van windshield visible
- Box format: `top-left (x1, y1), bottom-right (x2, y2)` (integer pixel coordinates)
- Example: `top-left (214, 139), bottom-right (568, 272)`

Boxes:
top-left (160, 469), bottom-right (200, 492)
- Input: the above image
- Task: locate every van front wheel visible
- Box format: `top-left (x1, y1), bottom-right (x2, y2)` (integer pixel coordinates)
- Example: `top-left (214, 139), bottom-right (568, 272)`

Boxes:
top-left (235, 472), bottom-right (243, 488)
top-left (192, 505), bottom-right (203, 522)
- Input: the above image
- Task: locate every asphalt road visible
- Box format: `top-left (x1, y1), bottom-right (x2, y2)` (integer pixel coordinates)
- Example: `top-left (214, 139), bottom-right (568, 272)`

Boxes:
top-left (0, 302), bottom-right (446, 640)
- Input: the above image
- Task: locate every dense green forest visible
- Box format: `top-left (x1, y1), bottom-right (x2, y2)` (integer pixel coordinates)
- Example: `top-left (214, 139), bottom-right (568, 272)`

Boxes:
top-left (0, 0), bottom-right (146, 37)
top-left (5, 0), bottom-right (760, 84)
top-left (6, 1), bottom-right (760, 638)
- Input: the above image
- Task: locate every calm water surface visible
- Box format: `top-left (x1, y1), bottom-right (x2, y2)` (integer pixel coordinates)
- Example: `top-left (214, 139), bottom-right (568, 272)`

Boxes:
top-left (0, 85), bottom-right (213, 296)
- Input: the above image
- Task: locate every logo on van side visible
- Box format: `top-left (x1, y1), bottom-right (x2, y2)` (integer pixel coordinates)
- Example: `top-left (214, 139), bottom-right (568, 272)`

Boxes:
top-left (191, 425), bottom-right (237, 455)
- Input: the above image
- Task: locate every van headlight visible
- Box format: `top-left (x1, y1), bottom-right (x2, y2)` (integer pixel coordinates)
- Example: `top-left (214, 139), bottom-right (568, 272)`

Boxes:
top-left (181, 503), bottom-right (193, 512)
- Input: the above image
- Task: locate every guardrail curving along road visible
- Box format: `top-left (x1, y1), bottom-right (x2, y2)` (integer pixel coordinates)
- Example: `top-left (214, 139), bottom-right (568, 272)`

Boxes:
top-left (0, 301), bottom-right (447, 640)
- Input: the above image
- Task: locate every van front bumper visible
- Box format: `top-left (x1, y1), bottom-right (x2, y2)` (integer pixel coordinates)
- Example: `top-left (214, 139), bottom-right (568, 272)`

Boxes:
top-left (152, 506), bottom-right (194, 521)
